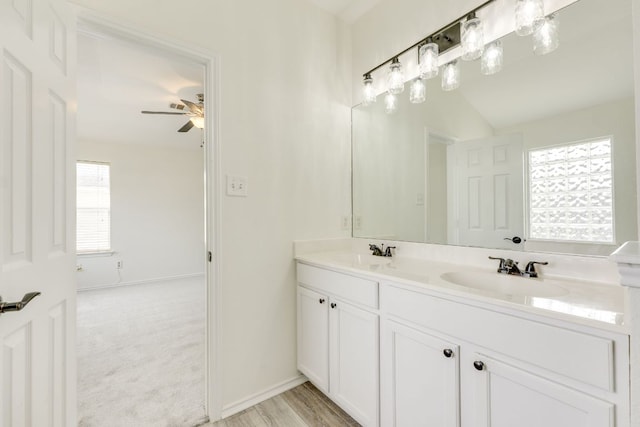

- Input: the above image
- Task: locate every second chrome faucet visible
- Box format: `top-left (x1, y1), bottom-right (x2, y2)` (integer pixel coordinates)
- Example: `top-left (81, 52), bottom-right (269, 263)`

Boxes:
top-left (489, 256), bottom-right (548, 278)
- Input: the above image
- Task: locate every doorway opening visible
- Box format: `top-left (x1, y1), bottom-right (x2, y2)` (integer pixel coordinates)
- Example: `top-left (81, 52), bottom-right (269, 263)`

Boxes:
top-left (74, 15), bottom-right (219, 426)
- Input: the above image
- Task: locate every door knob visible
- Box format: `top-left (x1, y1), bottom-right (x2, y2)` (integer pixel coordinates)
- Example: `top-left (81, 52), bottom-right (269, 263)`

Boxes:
top-left (330, 303), bottom-right (337, 309)
top-left (443, 349), bottom-right (454, 358)
top-left (0, 292), bottom-right (41, 314)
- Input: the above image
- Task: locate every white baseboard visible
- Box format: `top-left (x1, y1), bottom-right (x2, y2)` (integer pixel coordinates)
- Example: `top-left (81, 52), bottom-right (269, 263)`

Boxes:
top-left (221, 374), bottom-right (308, 419)
top-left (77, 272), bottom-right (205, 292)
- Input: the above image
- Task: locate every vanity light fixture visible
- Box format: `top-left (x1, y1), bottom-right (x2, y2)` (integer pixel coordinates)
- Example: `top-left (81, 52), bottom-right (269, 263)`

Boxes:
top-left (442, 61), bottom-right (461, 91)
top-left (515, 0), bottom-right (545, 36)
top-left (533, 13), bottom-right (559, 55)
top-left (384, 92), bottom-right (398, 114)
top-left (481, 40), bottom-right (503, 75)
top-left (362, 73), bottom-right (377, 106)
top-left (461, 12), bottom-right (484, 61)
top-left (409, 78), bottom-right (426, 104)
top-left (359, 0), bottom-right (560, 106)
top-left (418, 39), bottom-right (439, 79)
top-left (387, 58), bottom-right (405, 95)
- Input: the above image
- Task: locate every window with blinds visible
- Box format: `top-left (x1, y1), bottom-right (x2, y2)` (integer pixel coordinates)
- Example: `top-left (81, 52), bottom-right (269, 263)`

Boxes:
top-left (528, 138), bottom-right (614, 243)
top-left (77, 161), bottom-right (111, 253)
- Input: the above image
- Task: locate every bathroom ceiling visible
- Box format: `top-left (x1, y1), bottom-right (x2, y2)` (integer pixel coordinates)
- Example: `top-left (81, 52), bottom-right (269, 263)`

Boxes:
top-left (306, 0), bottom-right (382, 22)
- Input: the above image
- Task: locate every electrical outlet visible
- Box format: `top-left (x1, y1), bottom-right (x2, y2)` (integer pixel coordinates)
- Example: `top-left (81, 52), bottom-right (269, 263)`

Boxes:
top-left (226, 175), bottom-right (248, 197)
top-left (354, 215), bottom-right (362, 230)
top-left (341, 216), bottom-right (351, 231)
top-left (117, 260), bottom-right (123, 269)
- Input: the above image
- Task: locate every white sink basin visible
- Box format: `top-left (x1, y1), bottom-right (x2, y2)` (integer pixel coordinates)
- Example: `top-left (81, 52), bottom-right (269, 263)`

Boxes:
top-left (441, 271), bottom-right (569, 298)
top-left (326, 253), bottom-right (391, 267)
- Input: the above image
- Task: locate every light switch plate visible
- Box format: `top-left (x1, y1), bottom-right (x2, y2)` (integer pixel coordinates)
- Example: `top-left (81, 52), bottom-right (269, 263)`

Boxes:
top-left (226, 175), bottom-right (248, 197)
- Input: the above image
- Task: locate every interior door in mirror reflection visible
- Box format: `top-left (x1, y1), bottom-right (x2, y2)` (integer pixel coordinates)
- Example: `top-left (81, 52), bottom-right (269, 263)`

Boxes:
top-left (450, 134), bottom-right (524, 250)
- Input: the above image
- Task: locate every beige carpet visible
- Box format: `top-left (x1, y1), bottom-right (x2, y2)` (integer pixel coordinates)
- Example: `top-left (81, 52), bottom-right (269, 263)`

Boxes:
top-left (77, 276), bottom-right (207, 427)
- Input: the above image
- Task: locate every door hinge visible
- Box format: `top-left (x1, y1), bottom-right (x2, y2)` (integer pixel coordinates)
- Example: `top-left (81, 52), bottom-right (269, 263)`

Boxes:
top-left (208, 251), bottom-right (212, 262)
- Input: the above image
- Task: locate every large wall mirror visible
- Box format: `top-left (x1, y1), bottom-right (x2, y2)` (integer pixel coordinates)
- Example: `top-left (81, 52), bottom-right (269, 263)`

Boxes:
top-left (352, 0), bottom-right (636, 256)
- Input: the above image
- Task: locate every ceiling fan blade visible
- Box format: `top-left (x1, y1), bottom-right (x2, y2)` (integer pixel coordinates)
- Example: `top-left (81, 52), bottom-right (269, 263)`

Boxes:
top-left (178, 120), bottom-right (195, 133)
top-left (180, 99), bottom-right (203, 115)
top-left (141, 110), bottom-right (187, 115)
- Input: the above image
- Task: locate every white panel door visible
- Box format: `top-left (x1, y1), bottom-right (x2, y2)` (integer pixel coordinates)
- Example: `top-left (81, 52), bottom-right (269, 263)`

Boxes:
top-left (329, 298), bottom-right (378, 427)
top-left (0, 0), bottom-right (76, 426)
top-left (297, 286), bottom-right (330, 393)
top-left (467, 354), bottom-right (614, 427)
top-left (380, 320), bottom-right (460, 427)
top-left (451, 135), bottom-right (524, 249)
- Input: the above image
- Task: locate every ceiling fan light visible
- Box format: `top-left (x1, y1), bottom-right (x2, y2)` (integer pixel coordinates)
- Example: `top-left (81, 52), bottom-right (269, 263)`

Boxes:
top-left (190, 116), bottom-right (205, 129)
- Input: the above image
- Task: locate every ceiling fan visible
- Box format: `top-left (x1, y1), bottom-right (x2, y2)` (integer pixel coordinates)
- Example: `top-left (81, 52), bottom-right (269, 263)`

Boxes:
top-left (141, 93), bottom-right (204, 133)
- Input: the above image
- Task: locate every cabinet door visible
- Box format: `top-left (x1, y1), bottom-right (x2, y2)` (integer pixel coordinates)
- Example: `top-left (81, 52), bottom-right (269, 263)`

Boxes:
top-left (297, 286), bottom-right (330, 393)
top-left (329, 299), bottom-right (379, 426)
top-left (380, 320), bottom-right (460, 427)
top-left (467, 354), bottom-right (614, 427)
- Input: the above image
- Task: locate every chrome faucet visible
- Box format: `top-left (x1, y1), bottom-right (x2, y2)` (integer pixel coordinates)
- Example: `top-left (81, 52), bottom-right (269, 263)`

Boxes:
top-left (489, 257), bottom-right (548, 277)
top-left (370, 244), bottom-right (396, 257)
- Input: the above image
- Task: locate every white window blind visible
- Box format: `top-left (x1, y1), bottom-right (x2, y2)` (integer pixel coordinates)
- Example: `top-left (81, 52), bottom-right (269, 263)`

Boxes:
top-left (77, 161), bottom-right (111, 253)
top-left (528, 138), bottom-right (613, 243)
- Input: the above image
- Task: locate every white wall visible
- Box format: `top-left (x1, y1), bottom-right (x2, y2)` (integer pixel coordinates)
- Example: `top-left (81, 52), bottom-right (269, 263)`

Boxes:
top-left (76, 141), bottom-right (205, 289)
top-left (69, 0), bottom-right (352, 409)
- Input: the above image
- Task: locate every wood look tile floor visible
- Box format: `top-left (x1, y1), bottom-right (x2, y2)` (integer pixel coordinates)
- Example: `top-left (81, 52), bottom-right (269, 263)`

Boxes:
top-left (204, 382), bottom-right (360, 427)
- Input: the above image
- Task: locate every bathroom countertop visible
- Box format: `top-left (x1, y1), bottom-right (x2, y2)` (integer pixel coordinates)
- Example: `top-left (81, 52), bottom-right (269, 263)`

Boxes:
top-left (295, 251), bottom-right (628, 334)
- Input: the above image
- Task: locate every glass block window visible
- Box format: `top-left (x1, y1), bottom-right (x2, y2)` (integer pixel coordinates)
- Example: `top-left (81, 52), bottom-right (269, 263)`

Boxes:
top-left (77, 161), bottom-right (111, 253)
top-left (528, 138), bottom-right (613, 243)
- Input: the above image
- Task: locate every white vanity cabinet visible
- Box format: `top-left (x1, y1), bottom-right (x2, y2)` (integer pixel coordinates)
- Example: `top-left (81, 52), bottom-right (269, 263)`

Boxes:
top-left (381, 282), bottom-right (630, 427)
top-left (380, 319), bottom-right (461, 427)
top-left (296, 263), bottom-right (380, 426)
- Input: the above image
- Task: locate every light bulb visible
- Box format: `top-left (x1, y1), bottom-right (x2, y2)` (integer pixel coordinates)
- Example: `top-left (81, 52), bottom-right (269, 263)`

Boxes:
top-left (515, 0), bottom-right (545, 36)
top-left (442, 61), bottom-right (460, 91)
top-left (384, 92), bottom-right (398, 114)
top-left (533, 13), bottom-right (559, 55)
top-left (461, 14), bottom-right (484, 61)
top-left (387, 58), bottom-right (405, 95)
top-left (409, 78), bottom-right (426, 104)
top-left (419, 42), bottom-right (439, 79)
top-left (481, 40), bottom-right (503, 75)
top-left (362, 74), bottom-right (377, 106)
top-left (190, 116), bottom-right (205, 129)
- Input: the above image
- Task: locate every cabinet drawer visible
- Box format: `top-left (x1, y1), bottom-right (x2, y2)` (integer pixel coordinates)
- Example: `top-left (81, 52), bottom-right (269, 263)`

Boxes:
top-left (297, 263), bottom-right (378, 308)
top-left (382, 283), bottom-right (618, 392)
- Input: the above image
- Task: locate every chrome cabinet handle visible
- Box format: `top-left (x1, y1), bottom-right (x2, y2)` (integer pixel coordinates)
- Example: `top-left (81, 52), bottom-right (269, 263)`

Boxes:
top-left (0, 292), bottom-right (41, 314)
